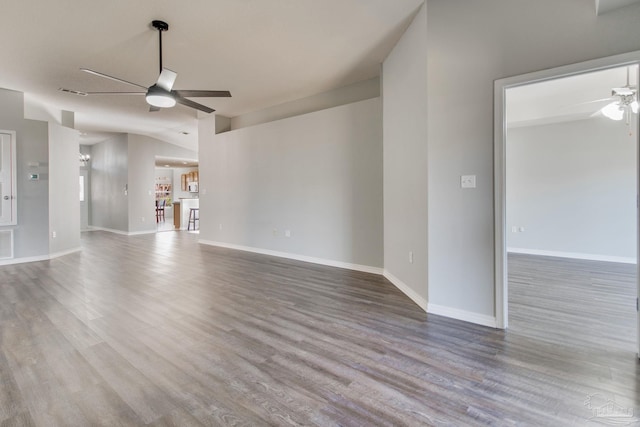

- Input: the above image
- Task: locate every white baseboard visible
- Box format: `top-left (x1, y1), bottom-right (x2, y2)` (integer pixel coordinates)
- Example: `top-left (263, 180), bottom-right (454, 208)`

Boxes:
top-left (382, 270), bottom-right (427, 312)
top-left (0, 254), bottom-right (50, 266)
top-left (0, 246), bottom-right (81, 266)
top-left (507, 247), bottom-right (636, 264)
top-left (200, 240), bottom-right (497, 329)
top-left (199, 240), bottom-right (383, 275)
top-left (49, 247), bottom-right (81, 259)
top-left (427, 303), bottom-right (498, 328)
top-left (89, 226), bottom-right (156, 236)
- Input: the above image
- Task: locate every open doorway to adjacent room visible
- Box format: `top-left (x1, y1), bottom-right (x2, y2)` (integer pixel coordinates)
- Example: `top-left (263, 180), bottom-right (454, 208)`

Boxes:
top-left (155, 156), bottom-right (199, 232)
top-left (496, 60), bottom-right (639, 355)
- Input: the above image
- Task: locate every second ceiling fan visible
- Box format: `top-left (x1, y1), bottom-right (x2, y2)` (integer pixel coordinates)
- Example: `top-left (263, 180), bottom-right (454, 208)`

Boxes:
top-left (65, 20), bottom-right (230, 113)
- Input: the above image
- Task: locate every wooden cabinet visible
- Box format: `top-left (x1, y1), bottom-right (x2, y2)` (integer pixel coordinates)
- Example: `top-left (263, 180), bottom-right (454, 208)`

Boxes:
top-left (181, 170), bottom-right (199, 191)
top-left (173, 202), bottom-right (181, 229)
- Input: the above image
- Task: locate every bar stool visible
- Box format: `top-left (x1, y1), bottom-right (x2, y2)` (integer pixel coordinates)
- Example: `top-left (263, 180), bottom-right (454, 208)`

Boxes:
top-left (188, 208), bottom-right (199, 230)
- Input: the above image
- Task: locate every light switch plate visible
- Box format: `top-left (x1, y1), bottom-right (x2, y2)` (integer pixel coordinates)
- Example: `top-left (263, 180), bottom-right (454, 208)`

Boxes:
top-left (461, 175), bottom-right (476, 188)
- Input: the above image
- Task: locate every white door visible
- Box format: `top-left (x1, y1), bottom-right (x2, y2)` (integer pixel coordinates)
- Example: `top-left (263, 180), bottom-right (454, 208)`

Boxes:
top-left (0, 131), bottom-right (16, 225)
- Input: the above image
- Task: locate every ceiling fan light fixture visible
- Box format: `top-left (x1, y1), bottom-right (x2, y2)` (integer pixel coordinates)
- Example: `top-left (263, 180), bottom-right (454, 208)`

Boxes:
top-left (146, 87), bottom-right (176, 108)
top-left (602, 102), bottom-right (624, 121)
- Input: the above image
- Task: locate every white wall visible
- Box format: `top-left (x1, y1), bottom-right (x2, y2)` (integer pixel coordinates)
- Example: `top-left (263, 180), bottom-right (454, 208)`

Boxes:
top-left (230, 77), bottom-right (380, 131)
top-left (424, 0), bottom-right (640, 323)
top-left (199, 98), bottom-right (383, 270)
top-left (382, 4), bottom-right (429, 309)
top-left (48, 122), bottom-right (80, 255)
top-left (506, 118), bottom-right (637, 262)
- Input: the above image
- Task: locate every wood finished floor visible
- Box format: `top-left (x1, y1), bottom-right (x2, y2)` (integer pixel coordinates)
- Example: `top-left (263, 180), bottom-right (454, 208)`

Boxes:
top-left (0, 232), bottom-right (638, 426)
top-left (509, 253), bottom-right (637, 353)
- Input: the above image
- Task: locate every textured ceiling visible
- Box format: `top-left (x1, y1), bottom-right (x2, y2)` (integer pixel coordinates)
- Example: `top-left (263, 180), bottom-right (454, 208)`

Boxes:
top-left (596, 0), bottom-right (640, 15)
top-left (0, 0), bottom-right (423, 150)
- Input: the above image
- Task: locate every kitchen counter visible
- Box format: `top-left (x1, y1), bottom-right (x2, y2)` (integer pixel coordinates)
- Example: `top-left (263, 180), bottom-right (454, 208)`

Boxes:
top-left (173, 199), bottom-right (199, 230)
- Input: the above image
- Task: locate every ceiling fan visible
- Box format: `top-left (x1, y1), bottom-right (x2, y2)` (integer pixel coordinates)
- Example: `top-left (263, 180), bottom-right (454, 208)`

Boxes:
top-left (59, 20), bottom-right (230, 113)
top-left (596, 67), bottom-right (638, 123)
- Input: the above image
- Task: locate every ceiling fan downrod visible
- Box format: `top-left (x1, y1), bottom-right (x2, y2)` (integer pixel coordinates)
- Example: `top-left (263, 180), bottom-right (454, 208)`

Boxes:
top-left (152, 20), bottom-right (169, 74)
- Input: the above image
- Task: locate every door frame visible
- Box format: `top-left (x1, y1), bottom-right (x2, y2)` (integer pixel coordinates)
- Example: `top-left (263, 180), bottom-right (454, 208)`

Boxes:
top-left (0, 130), bottom-right (17, 226)
top-left (494, 50), bottom-right (640, 343)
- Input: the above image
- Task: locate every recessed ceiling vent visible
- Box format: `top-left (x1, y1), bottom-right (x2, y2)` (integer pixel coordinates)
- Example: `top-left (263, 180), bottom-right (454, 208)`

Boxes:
top-left (58, 87), bottom-right (87, 96)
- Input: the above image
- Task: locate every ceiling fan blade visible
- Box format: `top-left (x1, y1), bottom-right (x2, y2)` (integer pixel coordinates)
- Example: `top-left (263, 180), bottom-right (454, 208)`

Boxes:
top-left (85, 91), bottom-right (146, 95)
top-left (174, 90), bottom-right (231, 98)
top-left (175, 96), bottom-right (215, 114)
top-left (156, 68), bottom-right (177, 91)
top-left (149, 105), bottom-right (161, 112)
top-left (81, 68), bottom-right (148, 90)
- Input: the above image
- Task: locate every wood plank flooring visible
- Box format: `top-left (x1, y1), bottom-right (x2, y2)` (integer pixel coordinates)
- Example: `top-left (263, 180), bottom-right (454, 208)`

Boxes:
top-left (509, 253), bottom-right (637, 352)
top-left (0, 232), bottom-right (638, 426)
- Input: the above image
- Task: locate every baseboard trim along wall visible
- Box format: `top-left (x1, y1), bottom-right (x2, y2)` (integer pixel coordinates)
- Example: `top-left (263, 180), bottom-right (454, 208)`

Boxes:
top-left (507, 247), bottom-right (636, 264)
top-left (88, 226), bottom-right (156, 236)
top-left (427, 303), bottom-right (498, 329)
top-left (0, 247), bottom-right (81, 266)
top-left (201, 240), bottom-right (498, 328)
top-left (199, 240), bottom-right (384, 275)
top-left (383, 270), bottom-right (428, 312)
top-left (49, 247), bottom-right (81, 260)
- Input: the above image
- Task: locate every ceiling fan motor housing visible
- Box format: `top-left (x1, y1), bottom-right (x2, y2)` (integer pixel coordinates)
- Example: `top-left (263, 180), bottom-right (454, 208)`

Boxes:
top-left (152, 20), bottom-right (169, 31)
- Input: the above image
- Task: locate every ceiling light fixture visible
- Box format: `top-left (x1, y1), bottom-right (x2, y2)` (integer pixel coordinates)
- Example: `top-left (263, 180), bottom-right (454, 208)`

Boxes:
top-left (146, 85), bottom-right (176, 108)
top-left (600, 67), bottom-right (638, 124)
top-left (602, 102), bottom-right (625, 121)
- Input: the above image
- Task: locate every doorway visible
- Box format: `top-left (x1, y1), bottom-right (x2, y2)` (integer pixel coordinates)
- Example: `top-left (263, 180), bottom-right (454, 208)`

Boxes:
top-left (494, 52), bottom-right (640, 355)
top-left (155, 157), bottom-right (199, 232)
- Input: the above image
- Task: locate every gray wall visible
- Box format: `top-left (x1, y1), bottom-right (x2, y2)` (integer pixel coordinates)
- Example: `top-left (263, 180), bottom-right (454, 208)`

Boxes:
top-left (507, 118), bottom-right (637, 261)
top-left (90, 133), bottom-right (196, 234)
top-left (128, 134), bottom-right (198, 234)
top-left (15, 120), bottom-right (49, 259)
top-left (90, 134), bottom-right (129, 232)
top-left (80, 145), bottom-right (92, 231)
top-left (382, 3), bottom-right (428, 308)
top-left (48, 122), bottom-right (80, 254)
top-left (199, 98), bottom-right (383, 269)
top-left (424, 0), bottom-right (640, 320)
top-left (0, 89), bottom-right (50, 261)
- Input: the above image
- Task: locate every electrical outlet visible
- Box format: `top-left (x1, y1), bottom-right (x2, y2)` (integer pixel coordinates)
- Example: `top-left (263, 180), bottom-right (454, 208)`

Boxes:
top-left (141, 217), bottom-right (145, 222)
top-left (51, 231), bottom-right (56, 238)
top-left (460, 175), bottom-right (476, 189)
top-left (285, 229), bottom-right (291, 238)
top-left (219, 223), bottom-right (223, 230)
top-left (272, 228), bottom-right (278, 236)
top-left (409, 251), bottom-right (414, 264)
top-left (511, 226), bottom-right (517, 233)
